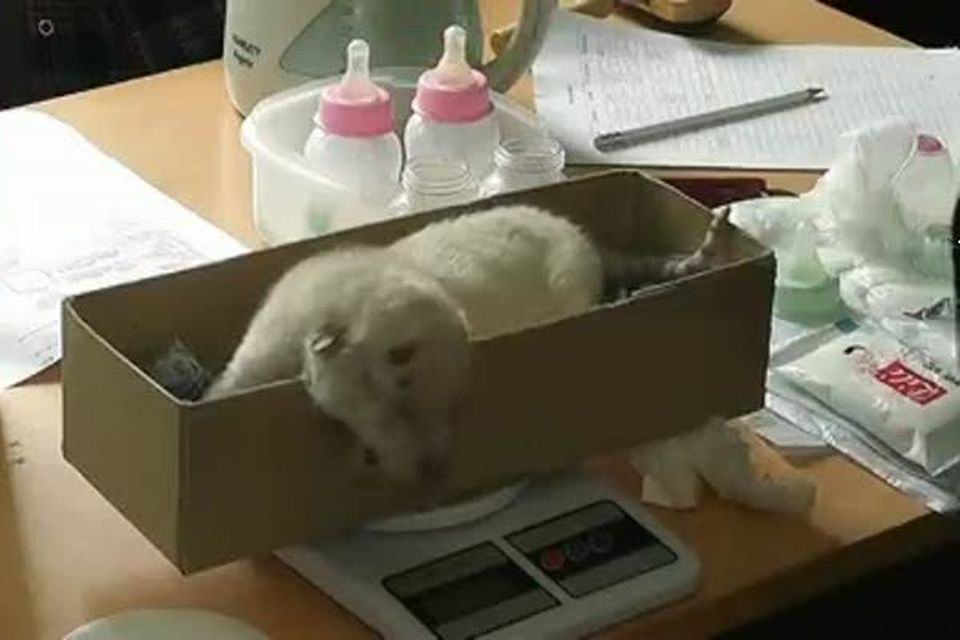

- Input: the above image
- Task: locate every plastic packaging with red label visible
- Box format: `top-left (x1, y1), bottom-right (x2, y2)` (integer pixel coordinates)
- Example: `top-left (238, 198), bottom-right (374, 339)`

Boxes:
top-left (772, 320), bottom-right (960, 475)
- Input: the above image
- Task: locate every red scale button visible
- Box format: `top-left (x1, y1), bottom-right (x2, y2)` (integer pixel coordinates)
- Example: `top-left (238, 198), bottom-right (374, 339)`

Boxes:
top-left (539, 547), bottom-right (566, 572)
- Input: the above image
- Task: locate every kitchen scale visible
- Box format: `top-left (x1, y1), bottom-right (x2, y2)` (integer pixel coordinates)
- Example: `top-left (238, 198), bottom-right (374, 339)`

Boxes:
top-left (276, 471), bottom-right (700, 639)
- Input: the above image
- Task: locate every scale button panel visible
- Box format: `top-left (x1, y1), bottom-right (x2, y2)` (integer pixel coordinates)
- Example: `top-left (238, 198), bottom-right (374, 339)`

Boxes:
top-left (505, 501), bottom-right (678, 598)
top-left (564, 538), bottom-right (591, 563)
top-left (382, 542), bottom-right (558, 640)
top-left (587, 530), bottom-right (615, 554)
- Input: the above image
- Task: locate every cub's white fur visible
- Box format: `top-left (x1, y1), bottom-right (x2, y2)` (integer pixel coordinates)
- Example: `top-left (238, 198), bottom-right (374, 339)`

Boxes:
top-left (205, 204), bottom-right (732, 486)
top-left (205, 205), bottom-right (603, 483)
top-left (391, 205), bottom-right (603, 338)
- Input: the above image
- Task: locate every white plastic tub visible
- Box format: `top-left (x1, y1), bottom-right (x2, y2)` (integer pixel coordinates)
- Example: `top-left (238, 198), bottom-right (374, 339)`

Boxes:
top-left (240, 68), bottom-right (545, 245)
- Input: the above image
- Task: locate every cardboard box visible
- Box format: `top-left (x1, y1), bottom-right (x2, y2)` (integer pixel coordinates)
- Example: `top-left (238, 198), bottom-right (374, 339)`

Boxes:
top-left (61, 170), bottom-right (775, 573)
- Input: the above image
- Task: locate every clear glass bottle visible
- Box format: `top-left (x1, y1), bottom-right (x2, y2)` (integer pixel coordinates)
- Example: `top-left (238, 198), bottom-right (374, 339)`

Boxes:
top-left (391, 157), bottom-right (479, 215)
top-left (481, 137), bottom-right (566, 196)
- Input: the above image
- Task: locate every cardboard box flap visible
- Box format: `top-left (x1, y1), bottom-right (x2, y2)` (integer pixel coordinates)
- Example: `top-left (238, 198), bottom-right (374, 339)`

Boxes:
top-left (62, 304), bottom-right (182, 559)
top-left (469, 170), bottom-right (768, 258)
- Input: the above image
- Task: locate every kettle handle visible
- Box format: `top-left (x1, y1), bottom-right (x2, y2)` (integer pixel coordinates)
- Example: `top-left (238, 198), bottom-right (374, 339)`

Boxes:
top-left (481, 0), bottom-right (558, 92)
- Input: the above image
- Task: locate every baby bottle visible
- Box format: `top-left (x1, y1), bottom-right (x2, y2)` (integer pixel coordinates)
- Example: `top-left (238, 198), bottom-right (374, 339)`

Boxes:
top-left (303, 39), bottom-right (402, 229)
top-left (404, 25), bottom-right (499, 183)
top-left (390, 156), bottom-right (479, 215)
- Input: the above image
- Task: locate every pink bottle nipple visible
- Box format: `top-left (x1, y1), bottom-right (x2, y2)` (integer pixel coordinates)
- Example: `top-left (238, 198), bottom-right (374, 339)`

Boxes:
top-left (317, 39), bottom-right (395, 137)
top-left (412, 26), bottom-right (493, 124)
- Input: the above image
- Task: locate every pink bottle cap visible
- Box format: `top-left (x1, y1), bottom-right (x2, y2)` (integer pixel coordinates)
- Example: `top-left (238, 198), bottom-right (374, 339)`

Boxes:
top-left (316, 39), bottom-right (394, 137)
top-left (412, 26), bottom-right (493, 124)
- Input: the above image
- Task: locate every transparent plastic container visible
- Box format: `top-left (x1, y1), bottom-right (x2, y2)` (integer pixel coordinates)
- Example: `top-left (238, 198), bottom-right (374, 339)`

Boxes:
top-left (404, 115), bottom-right (499, 185)
top-left (481, 136), bottom-right (566, 196)
top-left (302, 133), bottom-right (402, 221)
top-left (391, 157), bottom-right (479, 215)
top-left (240, 68), bottom-right (544, 246)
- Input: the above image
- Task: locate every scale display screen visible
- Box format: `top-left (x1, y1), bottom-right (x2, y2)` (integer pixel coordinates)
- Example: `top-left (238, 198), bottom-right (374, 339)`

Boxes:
top-left (383, 542), bottom-right (557, 640)
top-left (506, 500), bottom-right (677, 597)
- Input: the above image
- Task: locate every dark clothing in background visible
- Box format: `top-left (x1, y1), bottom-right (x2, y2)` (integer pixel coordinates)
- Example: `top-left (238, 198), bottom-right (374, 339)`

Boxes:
top-left (0, 0), bottom-right (225, 109)
top-left (820, 1), bottom-right (960, 47)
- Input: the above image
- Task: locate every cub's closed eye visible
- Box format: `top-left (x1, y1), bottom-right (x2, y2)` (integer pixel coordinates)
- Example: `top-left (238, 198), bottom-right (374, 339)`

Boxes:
top-left (362, 447), bottom-right (379, 467)
top-left (388, 342), bottom-right (417, 366)
top-left (308, 324), bottom-right (347, 356)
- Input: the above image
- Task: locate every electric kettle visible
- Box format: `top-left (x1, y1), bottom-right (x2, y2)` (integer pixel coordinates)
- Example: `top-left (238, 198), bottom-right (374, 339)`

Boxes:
top-left (223, 0), bottom-right (557, 115)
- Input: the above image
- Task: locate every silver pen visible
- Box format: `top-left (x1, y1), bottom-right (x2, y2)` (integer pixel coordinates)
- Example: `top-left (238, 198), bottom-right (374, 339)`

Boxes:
top-left (593, 86), bottom-right (828, 152)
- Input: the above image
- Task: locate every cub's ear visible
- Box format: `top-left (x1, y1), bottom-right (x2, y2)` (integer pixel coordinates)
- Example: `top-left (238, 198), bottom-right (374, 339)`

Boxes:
top-left (307, 325), bottom-right (347, 357)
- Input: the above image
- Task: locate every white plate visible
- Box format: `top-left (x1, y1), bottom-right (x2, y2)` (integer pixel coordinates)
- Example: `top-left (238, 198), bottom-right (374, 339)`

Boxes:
top-left (64, 609), bottom-right (267, 640)
top-left (365, 481), bottom-right (528, 533)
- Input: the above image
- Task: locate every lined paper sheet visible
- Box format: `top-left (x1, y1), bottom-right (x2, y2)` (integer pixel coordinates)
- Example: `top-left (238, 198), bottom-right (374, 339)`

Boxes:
top-left (532, 12), bottom-right (960, 169)
top-left (0, 109), bottom-right (248, 389)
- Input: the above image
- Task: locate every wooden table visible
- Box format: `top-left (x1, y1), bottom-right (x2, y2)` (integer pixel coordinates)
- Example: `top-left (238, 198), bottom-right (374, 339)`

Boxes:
top-left (1, 1), bottom-right (955, 638)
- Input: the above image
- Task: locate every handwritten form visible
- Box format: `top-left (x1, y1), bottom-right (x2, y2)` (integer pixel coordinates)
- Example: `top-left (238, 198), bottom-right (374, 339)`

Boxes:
top-left (0, 109), bottom-right (247, 389)
top-left (532, 12), bottom-right (960, 169)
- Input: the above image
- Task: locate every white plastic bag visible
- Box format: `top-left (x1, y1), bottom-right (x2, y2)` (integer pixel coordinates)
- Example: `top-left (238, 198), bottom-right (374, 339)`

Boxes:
top-left (807, 118), bottom-right (957, 277)
top-left (837, 263), bottom-right (955, 366)
top-left (727, 196), bottom-right (842, 321)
